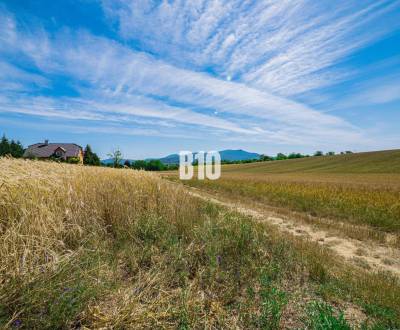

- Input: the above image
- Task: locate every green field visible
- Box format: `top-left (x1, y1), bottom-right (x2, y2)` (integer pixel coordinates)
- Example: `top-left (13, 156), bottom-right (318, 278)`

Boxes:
top-left (222, 149), bottom-right (400, 174)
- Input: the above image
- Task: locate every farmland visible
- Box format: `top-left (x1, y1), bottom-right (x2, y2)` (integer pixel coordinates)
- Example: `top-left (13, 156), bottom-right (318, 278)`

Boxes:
top-left (175, 150), bottom-right (400, 245)
top-left (1, 157), bottom-right (400, 328)
top-left (222, 149), bottom-right (400, 174)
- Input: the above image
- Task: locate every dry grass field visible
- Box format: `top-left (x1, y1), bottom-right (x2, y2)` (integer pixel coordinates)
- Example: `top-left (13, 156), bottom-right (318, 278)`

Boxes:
top-left (1, 157), bottom-right (400, 328)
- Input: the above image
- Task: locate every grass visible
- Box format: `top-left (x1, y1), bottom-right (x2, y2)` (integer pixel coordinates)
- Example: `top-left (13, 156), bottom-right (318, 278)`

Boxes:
top-left (1, 158), bottom-right (400, 328)
top-left (305, 301), bottom-right (351, 329)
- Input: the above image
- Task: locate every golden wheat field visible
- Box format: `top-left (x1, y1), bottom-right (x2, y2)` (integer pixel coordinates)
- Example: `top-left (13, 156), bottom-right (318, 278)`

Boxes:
top-left (1, 157), bottom-right (400, 329)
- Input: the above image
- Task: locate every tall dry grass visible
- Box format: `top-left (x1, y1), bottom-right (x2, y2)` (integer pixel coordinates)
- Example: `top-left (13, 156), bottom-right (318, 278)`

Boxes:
top-left (1, 158), bottom-right (400, 328)
top-left (0, 157), bottom-right (197, 279)
top-left (0, 158), bottom-right (204, 327)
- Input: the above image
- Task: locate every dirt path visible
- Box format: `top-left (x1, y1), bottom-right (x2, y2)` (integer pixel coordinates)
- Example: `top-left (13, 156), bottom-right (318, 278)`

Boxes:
top-left (185, 186), bottom-right (400, 277)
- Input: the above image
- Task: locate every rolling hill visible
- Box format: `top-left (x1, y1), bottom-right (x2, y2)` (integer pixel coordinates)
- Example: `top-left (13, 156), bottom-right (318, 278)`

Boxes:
top-left (222, 149), bottom-right (400, 174)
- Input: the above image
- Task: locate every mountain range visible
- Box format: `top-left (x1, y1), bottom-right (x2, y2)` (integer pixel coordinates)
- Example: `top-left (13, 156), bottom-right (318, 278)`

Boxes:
top-left (102, 149), bottom-right (260, 165)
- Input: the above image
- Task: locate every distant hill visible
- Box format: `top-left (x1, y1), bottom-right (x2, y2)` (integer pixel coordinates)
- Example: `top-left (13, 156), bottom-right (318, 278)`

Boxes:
top-left (102, 149), bottom-right (260, 165)
top-left (220, 149), bottom-right (260, 161)
top-left (157, 149), bottom-right (260, 165)
top-left (222, 149), bottom-right (400, 174)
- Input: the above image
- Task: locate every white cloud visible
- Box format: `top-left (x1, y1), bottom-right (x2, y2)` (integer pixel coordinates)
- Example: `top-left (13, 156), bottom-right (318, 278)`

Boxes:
top-left (0, 61), bottom-right (50, 91)
top-left (357, 81), bottom-right (400, 105)
top-left (0, 5), bottom-right (383, 148)
top-left (325, 74), bottom-right (400, 111)
top-left (103, 0), bottom-right (400, 96)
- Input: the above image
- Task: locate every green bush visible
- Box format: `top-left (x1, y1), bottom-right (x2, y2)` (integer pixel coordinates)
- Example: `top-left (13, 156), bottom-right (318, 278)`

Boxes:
top-left (67, 157), bottom-right (81, 164)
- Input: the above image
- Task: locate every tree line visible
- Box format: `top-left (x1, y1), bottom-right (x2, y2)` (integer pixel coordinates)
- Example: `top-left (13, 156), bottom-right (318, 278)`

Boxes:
top-left (105, 149), bottom-right (178, 171)
top-left (0, 135), bottom-right (24, 158)
top-left (257, 150), bottom-right (353, 162)
top-left (218, 150), bottom-right (353, 165)
top-left (1, 133), bottom-right (354, 170)
top-left (126, 159), bottom-right (178, 171)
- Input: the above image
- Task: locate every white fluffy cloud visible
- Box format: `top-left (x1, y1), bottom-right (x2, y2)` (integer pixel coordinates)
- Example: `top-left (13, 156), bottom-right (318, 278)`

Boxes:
top-left (0, 2), bottom-right (398, 149)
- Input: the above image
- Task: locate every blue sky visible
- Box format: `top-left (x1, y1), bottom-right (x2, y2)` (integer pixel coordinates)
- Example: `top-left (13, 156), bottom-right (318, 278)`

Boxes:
top-left (0, 0), bottom-right (399, 159)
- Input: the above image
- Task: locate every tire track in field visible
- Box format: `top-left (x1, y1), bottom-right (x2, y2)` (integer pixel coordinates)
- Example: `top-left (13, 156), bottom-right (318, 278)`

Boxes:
top-left (185, 186), bottom-right (400, 277)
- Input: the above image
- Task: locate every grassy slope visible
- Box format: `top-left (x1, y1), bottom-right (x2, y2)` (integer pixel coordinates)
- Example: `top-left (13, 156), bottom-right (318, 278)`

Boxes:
top-left (222, 149), bottom-right (400, 174)
top-left (1, 158), bottom-right (400, 328)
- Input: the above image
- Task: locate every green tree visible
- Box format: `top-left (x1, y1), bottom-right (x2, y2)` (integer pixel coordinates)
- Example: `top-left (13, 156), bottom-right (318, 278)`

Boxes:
top-left (124, 159), bottom-right (131, 167)
top-left (146, 159), bottom-right (165, 171)
top-left (276, 153), bottom-right (287, 160)
top-left (9, 140), bottom-right (24, 158)
top-left (288, 153), bottom-right (304, 159)
top-left (131, 159), bottom-right (166, 171)
top-left (0, 134), bottom-right (11, 156)
top-left (83, 145), bottom-right (100, 166)
top-left (107, 148), bottom-right (123, 168)
top-left (314, 151), bottom-right (324, 157)
top-left (132, 160), bottom-right (147, 170)
top-left (260, 154), bottom-right (273, 161)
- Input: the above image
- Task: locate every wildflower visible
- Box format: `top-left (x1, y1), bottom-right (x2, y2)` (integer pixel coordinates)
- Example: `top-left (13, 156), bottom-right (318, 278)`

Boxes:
top-left (216, 255), bottom-right (222, 266)
top-left (12, 319), bottom-right (22, 328)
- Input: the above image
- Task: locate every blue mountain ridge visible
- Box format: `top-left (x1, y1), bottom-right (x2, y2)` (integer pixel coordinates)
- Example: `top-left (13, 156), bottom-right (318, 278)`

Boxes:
top-left (102, 149), bottom-right (260, 165)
